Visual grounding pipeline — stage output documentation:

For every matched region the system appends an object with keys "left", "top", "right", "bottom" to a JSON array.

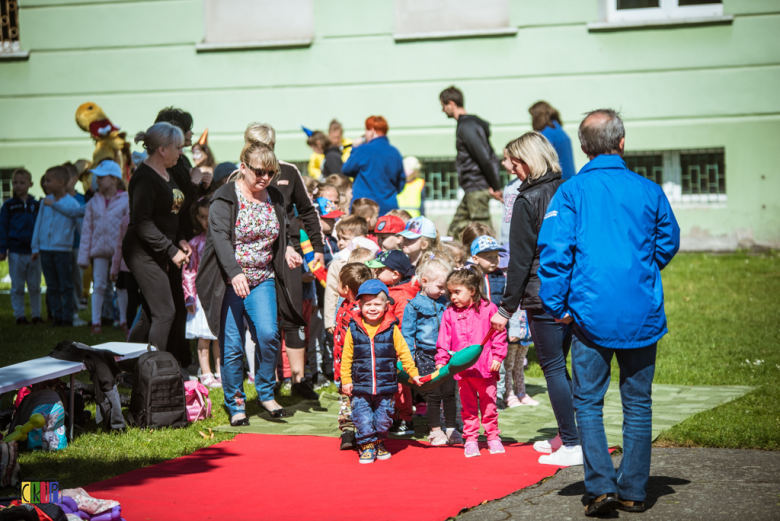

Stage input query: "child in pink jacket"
[
  {"left": 183, "top": 196, "right": 221, "bottom": 389},
  {"left": 435, "top": 264, "right": 507, "bottom": 458},
  {"left": 77, "top": 161, "right": 128, "bottom": 334}
]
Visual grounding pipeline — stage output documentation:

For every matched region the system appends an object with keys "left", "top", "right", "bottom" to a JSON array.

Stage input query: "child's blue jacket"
[
  {"left": 30, "top": 194, "right": 84, "bottom": 253},
  {"left": 401, "top": 292, "right": 447, "bottom": 357},
  {"left": 0, "top": 196, "right": 40, "bottom": 254}
]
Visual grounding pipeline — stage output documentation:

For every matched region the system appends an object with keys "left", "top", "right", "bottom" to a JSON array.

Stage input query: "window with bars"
[
  {"left": 624, "top": 148, "right": 726, "bottom": 204},
  {"left": 1, "top": 0, "right": 20, "bottom": 54},
  {"left": 0, "top": 168, "right": 20, "bottom": 202}
]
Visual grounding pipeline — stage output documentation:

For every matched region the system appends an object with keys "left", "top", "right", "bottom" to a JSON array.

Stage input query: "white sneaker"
[
  {"left": 538, "top": 445, "right": 583, "bottom": 466},
  {"left": 533, "top": 433, "right": 562, "bottom": 454},
  {"left": 73, "top": 316, "right": 88, "bottom": 327}
]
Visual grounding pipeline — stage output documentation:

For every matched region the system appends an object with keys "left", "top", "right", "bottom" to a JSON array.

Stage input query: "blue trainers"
[
  {"left": 375, "top": 441, "right": 391, "bottom": 460},
  {"left": 359, "top": 443, "right": 377, "bottom": 464}
]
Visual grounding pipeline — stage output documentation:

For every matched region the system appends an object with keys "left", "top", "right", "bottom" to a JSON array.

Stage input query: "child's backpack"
[
  {"left": 127, "top": 345, "right": 187, "bottom": 429},
  {"left": 184, "top": 381, "right": 212, "bottom": 422},
  {"left": 9, "top": 389, "right": 67, "bottom": 451}
]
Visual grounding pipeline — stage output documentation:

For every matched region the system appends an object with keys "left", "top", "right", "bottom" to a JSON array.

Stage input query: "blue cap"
[
  {"left": 355, "top": 279, "right": 395, "bottom": 304},
  {"left": 365, "top": 249, "right": 413, "bottom": 277},
  {"left": 316, "top": 197, "right": 345, "bottom": 218},
  {"left": 397, "top": 216, "right": 437, "bottom": 240},
  {"left": 90, "top": 160, "right": 122, "bottom": 179},
  {"left": 470, "top": 235, "right": 506, "bottom": 256}
]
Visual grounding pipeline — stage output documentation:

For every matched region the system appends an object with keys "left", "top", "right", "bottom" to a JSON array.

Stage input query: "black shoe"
[
  {"left": 584, "top": 493, "right": 620, "bottom": 517},
  {"left": 61, "top": 321, "right": 73, "bottom": 327},
  {"left": 15, "top": 317, "right": 29, "bottom": 326},
  {"left": 291, "top": 381, "right": 319, "bottom": 401},
  {"left": 31, "top": 317, "right": 43, "bottom": 325},
  {"left": 259, "top": 401, "right": 287, "bottom": 418},
  {"left": 339, "top": 431, "right": 357, "bottom": 450},
  {"left": 617, "top": 498, "right": 646, "bottom": 513},
  {"left": 230, "top": 416, "right": 250, "bottom": 427},
  {"left": 496, "top": 398, "right": 506, "bottom": 411},
  {"left": 389, "top": 419, "right": 414, "bottom": 436}
]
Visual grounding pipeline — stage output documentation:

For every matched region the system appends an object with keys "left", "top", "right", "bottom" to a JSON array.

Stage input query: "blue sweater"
[
  {"left": 30, "top": 194, "right": 84, "bottom": 253},
  {"left": 538, "top": 154, "right": 680, "bottom": 348},
  {"left": 342, "top": 136, "right": 405, "bottom": 215},
  {"left": 541, "top": 121, "right": 576, "bottom": 181},
  {"left": 0, "top": 196, "right": 40, "bottom": 254}
]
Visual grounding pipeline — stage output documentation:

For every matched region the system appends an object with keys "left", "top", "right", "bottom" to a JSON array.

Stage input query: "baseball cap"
[
  {"left": 470, "top": 235, "right": 506, "bottom": 256},
  {"left": 374, "top": 215, "right": 406, "bottom": 235},
  {"left": 397, "top": 216, "right": 437, "bottom": 240},
  {"left": 365, "top": 249, "right": 413, "bottom": 277},
  {"left": 355, "top": 279, "right": 395, "bottom": 305},
  {"left": 90, "top": 160, "right": 122, "bottom": 179},
  {"left": 316, "top": 197, "right": 345, "bottom": 219},
  {"left": 213, "top": 162, "right": 238, "bottom": 183}
]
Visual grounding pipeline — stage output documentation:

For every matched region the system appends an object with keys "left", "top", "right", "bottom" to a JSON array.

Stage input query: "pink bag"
[{"left": 184, "top": 381, "right": 212, "bottom": 422}]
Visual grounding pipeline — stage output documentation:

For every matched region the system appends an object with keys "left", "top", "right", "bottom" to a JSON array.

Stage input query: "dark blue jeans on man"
[
  {"left": 351, "top": 393, "right": 394, "bottom": 446},
  {"left": 40, "top": 251, "right": 73, "bottom": 323},
  {"left": 571, "top": 326, "right": 657, "bottom": 502},
  {"left": 527, "top": 310, "right": 578, "bottom": 446}
]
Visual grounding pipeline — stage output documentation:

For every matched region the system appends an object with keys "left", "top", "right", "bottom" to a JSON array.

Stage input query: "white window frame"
[{"left": 606, "top": 0, "right": 723, "bottom": 23}]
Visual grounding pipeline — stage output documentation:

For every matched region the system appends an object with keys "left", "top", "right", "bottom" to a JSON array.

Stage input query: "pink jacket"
[
  {"left": 435, "top": 300, "right": 507, "bottom": 380},
  {"left": 78, "top": 191, "right": 128, "bottom": 267},
  {"left": 110, "top": 214, "right": 130, "bottom": 277},
  {"left": 183, "top": 233, "right": 207, "bottom": 306}
]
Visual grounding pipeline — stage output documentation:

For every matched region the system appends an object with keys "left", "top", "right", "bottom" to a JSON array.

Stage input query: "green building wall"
[{"left": 1, "top": 0, "right": 778, "bottom": 249}]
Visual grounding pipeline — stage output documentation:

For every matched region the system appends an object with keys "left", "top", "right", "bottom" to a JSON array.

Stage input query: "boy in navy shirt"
[{"left": 0, "top": 169, "right": 42, "bottom": 325}]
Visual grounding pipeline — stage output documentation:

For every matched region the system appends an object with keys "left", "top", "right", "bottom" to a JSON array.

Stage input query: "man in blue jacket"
[
  {"left": 342, "top": 116, "right": 405, "bottom": 215},
  {"left": 537, "top": 109, "right": 680, "bottom": 517}
]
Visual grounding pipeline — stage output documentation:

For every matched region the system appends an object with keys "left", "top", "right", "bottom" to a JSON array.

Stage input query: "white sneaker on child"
[
  {"left": 533, "top": 433, "right": 562, "bottom": 454},
  {"left": 538, "top": 445, "right": 583, "bottom": 466},
  {"left": 518, "top": 394, "right": 540, "bottom": 406},
  {"left": 428, "top": 430, "right": 448, "bottom": 446},
  {"left": 199, "top": 373, "right": 222, "bottom": 389}
]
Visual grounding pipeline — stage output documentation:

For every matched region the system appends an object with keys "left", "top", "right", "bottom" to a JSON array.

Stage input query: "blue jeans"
[
  {"left": 527, "top": 310, "right": 578, "bottom": 446},
  {"left": 352, "top": 393, "right": 395, "bottom": 445},
  {"left": 571, "top": 327, "right": 657, "bottom": 501},
  {"left": 219, "top": 280, "right": 279, "bottom": 416},
  {"left": 9, "top": 252, "right": 41, "bottom": 319},
  {"left": 40, "top": 251, "right": 73, "bottom": 322}
]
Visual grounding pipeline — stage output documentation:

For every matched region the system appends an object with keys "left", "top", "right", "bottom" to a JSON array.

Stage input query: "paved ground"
[{"left": 455, "top": 448, "right": 780, "bottom": 520}]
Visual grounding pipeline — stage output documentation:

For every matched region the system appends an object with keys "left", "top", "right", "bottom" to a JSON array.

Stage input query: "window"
[
  {"left": 0, "top": 168, "right": 20, "bottom": 202},
  {"left": 1, "top": 0, "right": 20, "bottom": 54},
  {"left": 624, "top": 148, "right": 726, "bottom": 205},
  {"left": 419, "top": 158, "right": 510, "bottom": 202},
  {"left": 394, "top": 0, "right": 516, "bottom": 42},
  {"left": 196, "top": 0, "right": 313, "bottom": 52},
  {"left": 605, "top": 0, "right": 724, "bottom": 23}
]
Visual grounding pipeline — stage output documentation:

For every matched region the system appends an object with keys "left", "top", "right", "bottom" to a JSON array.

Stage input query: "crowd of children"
[{"left": 0, "top": 122, "right": 543, "bottom": 466}]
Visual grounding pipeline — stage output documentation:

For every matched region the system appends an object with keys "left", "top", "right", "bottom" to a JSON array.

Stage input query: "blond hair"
[
  {"left": 506, "top": 131, "right": 561, "bottom": 181},
  {"left": 385, "top": 208, "right": 412, "bottom": 223},
  {"left": 417, "top": 255, "right": 452, "bottom": 282},
  {"left": 229, "top": 141, "right": 280, "bottom": 183},
  {"left": 348, "top": 247, "right": 375, "bottom": 264},
  {"left": 245, "top": 123, "right": 276, "bottom": 150}
]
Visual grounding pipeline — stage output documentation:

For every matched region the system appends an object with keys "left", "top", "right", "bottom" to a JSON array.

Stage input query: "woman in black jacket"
[
  {"left": 489, "top": 132, "right": 583, "bottom": 466},
  {"left": 124, "top": 122, "right": 191, "bottom": 353},
  {"left": 196, "top": 141, "right": 305, "bottom": 426}
]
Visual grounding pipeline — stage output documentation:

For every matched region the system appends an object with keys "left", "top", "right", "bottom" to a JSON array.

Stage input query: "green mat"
[{"left": 213, "top": 378, "right": 752, "bottom": 447}]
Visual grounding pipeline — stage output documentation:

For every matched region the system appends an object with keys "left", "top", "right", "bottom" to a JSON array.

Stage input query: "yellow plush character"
[{"left": 75, "top": 102, "right": 132, "bottom": 182}]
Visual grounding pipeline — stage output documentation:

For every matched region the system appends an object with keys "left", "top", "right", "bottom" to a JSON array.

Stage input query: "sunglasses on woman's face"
[{"left": 243, "top": 163, "right": 274, "bottom": 179}]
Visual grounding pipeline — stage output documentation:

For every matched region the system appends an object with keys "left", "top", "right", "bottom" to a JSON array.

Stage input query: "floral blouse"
[{"left": 233, "top": 183, "right": 279, "bottom": 286}]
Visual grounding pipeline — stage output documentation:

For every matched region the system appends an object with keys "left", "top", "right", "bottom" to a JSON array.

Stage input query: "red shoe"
[{"left": 91, "top": 324, "right": 102, "bottom": 335}]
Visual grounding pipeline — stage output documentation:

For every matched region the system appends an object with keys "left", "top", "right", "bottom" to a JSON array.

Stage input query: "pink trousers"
[{"left": 458, "top": 376, "right": 500, "bottom": 442}]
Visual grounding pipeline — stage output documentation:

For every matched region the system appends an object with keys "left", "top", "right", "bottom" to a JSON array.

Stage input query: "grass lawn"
[{"left": 0, "top": 251, "right": 778, "bottom": 492}]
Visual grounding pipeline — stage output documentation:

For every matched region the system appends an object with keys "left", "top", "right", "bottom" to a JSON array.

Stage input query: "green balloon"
[{"left": 398, "top": 342, "right": 485, "bottom": 392}]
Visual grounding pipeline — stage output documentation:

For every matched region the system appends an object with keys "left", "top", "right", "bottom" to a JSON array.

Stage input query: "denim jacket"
[{"left": 401, "top": 292, "right": 447, "bottom": 359}]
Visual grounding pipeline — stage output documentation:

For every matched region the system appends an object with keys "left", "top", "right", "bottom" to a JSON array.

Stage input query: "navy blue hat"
[
  {"left": 213, "top": 162, "right": 238, "bottom": 183},
  {"left": 355, "top": 279, "right": 395, "bottom": 304},
  {"left": 365, "top": 249, "right": 413, "bottom": 277}
]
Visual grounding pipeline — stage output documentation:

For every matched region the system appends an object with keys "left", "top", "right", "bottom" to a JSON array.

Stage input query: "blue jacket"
[
  {"left": 342, "top": 136, "right": 405, "bottom": 215},
  {"left": 348, "top": 315, "right": 400, "bottom": 395},
  {"left": 537, "top": 154, "right": 680, "bottom": 348},
  {"left": 541, "top": 122, "right": 576, "bottom": 181},
  {"left": 401, "top": 292, "right": 447, "bottom": 358},
  {"left": 30, "top": 194, "right": 85, "bottom": 254},
  {"left": 484, "top": 269, "right": 506, "bottom": 306},
  {"left": 0, "top": 196, "right": 40, "bottom": 254}
]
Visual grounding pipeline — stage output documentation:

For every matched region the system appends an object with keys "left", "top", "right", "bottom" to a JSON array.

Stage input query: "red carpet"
[{"left": 85, "top": 434, "right": 564, "bottom": 521}]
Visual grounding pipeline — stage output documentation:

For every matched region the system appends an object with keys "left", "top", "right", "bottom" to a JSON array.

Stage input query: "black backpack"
[{"left": 127, "top": 345, "right": 187, "bottom": 429}]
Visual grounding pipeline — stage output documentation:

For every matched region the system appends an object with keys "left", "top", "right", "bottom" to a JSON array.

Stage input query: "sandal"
[{"left": 230, "top": 416, "right": 250, "bottom": 427}]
